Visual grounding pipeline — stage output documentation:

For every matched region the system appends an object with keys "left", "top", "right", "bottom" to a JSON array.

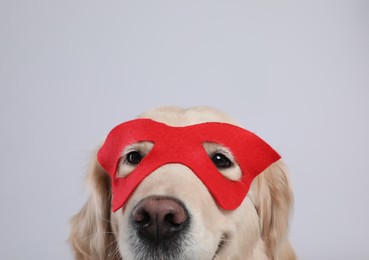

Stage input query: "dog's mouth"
[
  {"left": 127, "top": 227, "right": 228, "bottom": 260},
  {"left": 212, "top": 234, "right": 228, "bottom": 260}
]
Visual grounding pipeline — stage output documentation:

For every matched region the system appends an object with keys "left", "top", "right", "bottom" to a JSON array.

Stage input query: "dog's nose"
[{"left": 131, "top": 196, "right": 189, "bottom": 243}]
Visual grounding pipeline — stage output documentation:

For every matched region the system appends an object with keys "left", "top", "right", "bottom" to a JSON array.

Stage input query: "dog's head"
[{"left": 70, "top": 106, "right": 295, "bottom": 260}]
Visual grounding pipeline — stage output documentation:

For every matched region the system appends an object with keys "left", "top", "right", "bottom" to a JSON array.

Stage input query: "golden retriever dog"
[{"left": 70, "top": 106, "right": 295, "bottom": 260}]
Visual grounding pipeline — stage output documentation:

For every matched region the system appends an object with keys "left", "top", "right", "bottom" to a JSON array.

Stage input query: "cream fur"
[{"left": 70, "top": 106, "right": 296, "bottom": 260}]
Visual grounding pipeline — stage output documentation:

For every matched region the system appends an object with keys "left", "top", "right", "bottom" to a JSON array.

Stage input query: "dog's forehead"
[
  {"left": 107, "top": 118, "right": 221, "bottom": 145},
  {"left": 138, "top": 106, "right": 239, "bottom": 127}
]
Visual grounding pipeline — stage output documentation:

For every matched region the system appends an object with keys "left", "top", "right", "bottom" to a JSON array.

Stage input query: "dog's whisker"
[
  {"left": 98, "top": 215, "right": 119, "bottom": 225},
  {"left": 107, "top": 237, "right": 121, "bottom": 260},
  {"left": 79, "top": 230, "right": 116, "bottom": 241},
  {"left": 112, "top": 246, "right": 122, "bottom": 260}
]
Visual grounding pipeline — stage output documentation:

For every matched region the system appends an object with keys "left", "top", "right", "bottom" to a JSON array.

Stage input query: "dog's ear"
[
  {"left": 69, "top": 155, "right": 118, "bottom": 260},
  {"left": 253, "top": 161, "right": 296, "bottom": 260}
]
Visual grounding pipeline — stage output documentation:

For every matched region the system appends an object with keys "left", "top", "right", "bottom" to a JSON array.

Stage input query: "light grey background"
[{"left": 1, "top": 0, "right": 368, "bottom": 259}]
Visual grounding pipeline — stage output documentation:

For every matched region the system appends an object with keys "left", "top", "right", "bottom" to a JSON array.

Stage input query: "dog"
[{"left": 70, "top": 106, "right": 296, "bottom": 260}]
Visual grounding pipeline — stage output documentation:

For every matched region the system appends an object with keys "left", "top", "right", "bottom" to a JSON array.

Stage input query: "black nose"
[{"left": 131, "top": 196, "right": 189, "bottom": 244}]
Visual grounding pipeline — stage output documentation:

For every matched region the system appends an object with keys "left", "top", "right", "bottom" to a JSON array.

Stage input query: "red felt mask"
[{"left": 97, "top": 119, "right": 280, "bottom": 212}]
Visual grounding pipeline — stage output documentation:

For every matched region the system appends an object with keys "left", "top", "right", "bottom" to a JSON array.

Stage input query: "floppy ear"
[
  {"left": 69, "top": 154, "right": 119, "bottom": 260},
  {"left": 253, "top": 161, "right": 296, "bottom": 260}
]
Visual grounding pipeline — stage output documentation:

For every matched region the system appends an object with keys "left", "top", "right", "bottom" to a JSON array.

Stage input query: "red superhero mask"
[{"left": 97, "top": 119, "right": 281, "bottom": 212}]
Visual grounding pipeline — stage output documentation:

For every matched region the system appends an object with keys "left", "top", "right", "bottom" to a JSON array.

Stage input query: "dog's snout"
[{"left": 131, "top": 196, "right": 189, "bottom": 243}]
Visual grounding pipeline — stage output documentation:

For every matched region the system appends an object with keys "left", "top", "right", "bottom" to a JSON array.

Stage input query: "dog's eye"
[
  {"left": 126, "top": 151, "right": 143, "bottom": 165},
  {"left": 211, "top": 153, "right": 232, "bottom": 169}
]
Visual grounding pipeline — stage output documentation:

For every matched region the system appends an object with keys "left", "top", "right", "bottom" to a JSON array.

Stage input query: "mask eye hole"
[
  {"left": 203, "top": 142, "right": 241, "bottom": 181},
  {"left": 125, "top": 151, "right": 143, "bottom": 165},
  {"left": 116, "top": 141, "right": 154, "bottom": 178},
  {"left": 211, "top": 153, "right": 233, "bottom": 169}
]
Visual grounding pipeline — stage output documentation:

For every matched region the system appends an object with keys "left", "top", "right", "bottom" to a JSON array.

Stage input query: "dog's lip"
[{"left": 212, "top": 234, "right": 227, "bottom": 259}]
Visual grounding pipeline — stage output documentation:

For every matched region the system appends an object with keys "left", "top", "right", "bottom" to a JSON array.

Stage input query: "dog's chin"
[
  {"left": 127, "top": 233, "right": 192, "bottom": 260},
  {"left": 120, "top": 231, "right": 225, "bottom": 260}
]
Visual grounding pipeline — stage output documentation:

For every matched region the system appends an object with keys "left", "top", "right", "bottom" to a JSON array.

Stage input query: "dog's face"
[
  {"left": 70, "top": 106, "right": 295, "bottom": 260},
  {"left": 111, "top": 107, "right": 263, "bottom": 259}
]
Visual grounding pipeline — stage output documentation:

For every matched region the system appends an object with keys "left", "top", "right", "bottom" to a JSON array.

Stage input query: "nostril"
[
  {"left": 132, "top": 209, "right": 151, "bottom": 226},
  {"left": 164, "top": 209, "right": 187, "bottom": 228},
  {"left": 164, "top": 213, "right": 175, "bottom": 225},
  {"left": 164, "top": 213, "right": 181, "bottom": 229}
]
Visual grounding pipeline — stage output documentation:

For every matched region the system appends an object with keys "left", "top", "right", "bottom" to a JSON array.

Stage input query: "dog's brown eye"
[
  {"left": 211, "top": 153, "right": 232, "bottom": 169},
  {"left": 126, "top": 151, "right": 143, "bottom": 165}
]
